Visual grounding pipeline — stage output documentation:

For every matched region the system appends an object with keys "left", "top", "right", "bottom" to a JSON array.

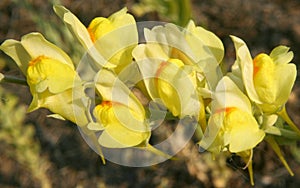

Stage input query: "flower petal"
[
  {"left": 54, "top": 5, "right": 116, "bottom": 69},
  {"left": 28, "top": 88, "right": 88, "bottom": 126},
  {"left": 270, "top": 45, "right": 294, "bottom": 64},
  {"left": 26, "top": 55, "right": 81, "bottom": 94},
  {"left": 274, "top": 63, "right": 297, "bottom": 105},
  {"left": 230, "top": 35, "right": 261, "bottom": 104},
  {"left": 98, "top": 122, "right": 150, "bottom": 148},
  {"left": 227, "top": 109, "right": 265, "bottom": 152},
  {"left": 0, "top": 39, "right": 31, "bottom": 75},
  {"left": 214, "top": 76, "right": 251, "bottom": 113},
  {"left": 21, "top": 32, "right": 74, "bottom": 68},
  {"left": 54, "top": 5, "right": 93, "bottom": 50},
  {"left": 94, "top": 69, "right": 145, "bottom": 116},
  {"left": 185, "top": 20, "right": 224, "bottom": 64}
]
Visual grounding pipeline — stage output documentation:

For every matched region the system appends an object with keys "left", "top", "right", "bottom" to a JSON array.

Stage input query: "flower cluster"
[{"left": 1, "top": 5, "right": 299, "bottom": 185}]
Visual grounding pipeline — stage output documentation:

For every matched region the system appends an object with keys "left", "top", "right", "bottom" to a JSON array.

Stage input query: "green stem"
[
  {"left": 265, "top": 136, "right": 294, "bottom": 176},
  {"left": 277, "top": 106, "right": 300, "bottom": 136},
  {"left": 1, "top": 75, "right": 28, "bottom": 86}
]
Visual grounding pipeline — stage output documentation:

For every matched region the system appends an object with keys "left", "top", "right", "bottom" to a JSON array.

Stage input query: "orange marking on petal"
[
  {"left": 225, "top": 107, "right": 236, "bottom": 114},
  {"left": 87, "top": 28, "right": 96, "bottom": 43},
  {"left": 154, "top": 61, "right": 169, "bottom": 86},
  {"left": 29, "top": 55, "right": 48, "bottom": 66},
  {"left": 215, "top": 107, "right": 237, "bottom": 114},
  {"left": 253, "top": 58, "right": 260, "bottom": 77},
  {"left": 100, "top": 100, "right": 123, "bottom": 108},
  {"left": 100, "top": 101, "right": 114, "bottom": 108}
]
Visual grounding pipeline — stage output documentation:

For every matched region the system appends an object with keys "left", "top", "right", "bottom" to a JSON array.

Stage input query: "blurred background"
[{"left": 1, "top": 0, "right": 300, "bottom": 187}]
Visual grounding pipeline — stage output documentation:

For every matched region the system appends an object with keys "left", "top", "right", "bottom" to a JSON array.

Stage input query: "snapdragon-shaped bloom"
[
  {"left": 230, "top": 36, "right": 296, "bottom": 113},
  {"left": 90, "top": 69, "right": 149, "bottom": 148},
  {"left": 87, "top": 69, "right": 171, "bottom": 160},
  {"left": 253, "top": 52, "right": 295, "bottom": 111},
  {"left": 199, "top": 76, "right": 265, "bottom": 153},
  {"left": 230, "top": 36, "right": 300, "bottom": 137},
  {"left": 228, "top": 36, "right": 298, "bottom": 181},
  {"left": 92, "top": 100, "right": 149, "bottom": 148},
  {"left": 133, "top": 22, "right": 224, "bottom": 128},
  {"left": 133, "top": 42, "right": 204, "bottom": 125},
  {"left": 0, "top": 33, "right": 88, "bottom": 126},
  {"left": 54, "top": 5, "right": 138, "bottom": 73},
  {"left": 199, "top": 76, "right": 265, "bottom": 185},
  {"left": 140, "top": 22, "right": 224, "bottom": 89}
]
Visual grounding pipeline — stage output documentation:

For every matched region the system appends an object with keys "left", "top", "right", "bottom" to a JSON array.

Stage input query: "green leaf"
[{"left": 264, "top": 126, "right": 300, "bottom": 140}]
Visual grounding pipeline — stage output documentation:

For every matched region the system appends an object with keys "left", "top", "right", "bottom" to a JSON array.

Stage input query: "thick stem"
[
  {"left": 277, "top": 106, "right": 300, "bottom": 136},
  {"left": 1, "top": 75, "right": 28, "bottom": 86}
]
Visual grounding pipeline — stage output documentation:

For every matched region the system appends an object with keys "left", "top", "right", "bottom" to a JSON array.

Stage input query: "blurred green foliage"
[
  {"left": 132, "top": 0, "right": 192, "bottom": 27},
  {"left": 0, "top": 87, "right": 51, "bottom": 188}
]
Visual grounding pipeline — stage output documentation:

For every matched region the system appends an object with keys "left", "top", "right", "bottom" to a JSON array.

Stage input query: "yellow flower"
[
  {"left": 139, "top": 22, "right": 224, "bottom": 89},
  {"left": 230, "top": 36, "right": 297, "bottom": 114},
  {"left": 133, "top": 44, "right": 204, "bottom": 121},
  {"left": 199, "top": 76, "right": 265, "bottom": 185},
  {"left": 253, "top": 52, "right": 296, "bottom": 113},
  {"left": 93, "top": 100, "right": 150, "bottom": 148},
  {"left": 141, "top": 21, "right": 224, "bottom": 66},
  {"left": 89, "top": 67, "right": 171, "bottom": 160},
  {"left": 154, "top": 58, "right": 202, "bottom": 118},
  {"left": 207, "top": 107, "right": 264, "bottom": 153},
  {"left": 91, "top": 69, "right": 150, "bottom": 148},
  {"left": 154, "top": 59, "right": 185, "bottom": 117},
  {"left": 184, "top": 20, "right": 224, "bottom": 64},
  {"left": 54, "top": 5, "right": 138, "bottom": 72},
  {"left": 132, "top": 21, "right": 225, "bottom": 127},
  {"left": 133, "top": 23, "right": 219, "bottom": 127},
  {"left": 0, "top": 32, "right": 88, "bottom": 126},
  {"left": 229, "top": 37, "right": 298, "bottom": 182},
  {"left": 27, "top": 55, "right": 78, "bottom": 94},
  {"left": 199, "top": 76, "right": 265, "bottom": 154}
]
